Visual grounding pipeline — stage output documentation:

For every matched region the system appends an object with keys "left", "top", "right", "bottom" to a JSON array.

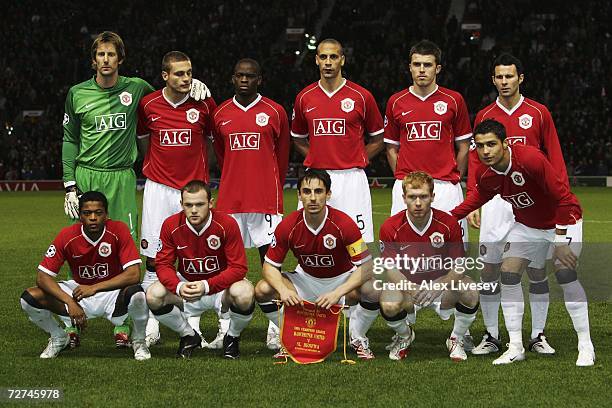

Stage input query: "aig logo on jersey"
[
  {"left": 511, "top": 171, "right": 525, "bottom": 186},
  {"left": 160, "top": 129, "right": 192, "bottom": 146},
  {"left": 506, "top": 136, "right": 526, "bottom": 146},
  {"left": 256, "top": 112, "right": 269, "bottom": 127},
  {"left": 503, "top": 192, "right": 534, "bottom": 209},
  {"left": 433, "top": 101, "right": 447, "bottom": 115},
  {"left": 405, "top": 121, "right": 441, "bottom": 141},
  {"left": 323, "top": 234, "right": 337, "bottom": 249},
  {"left": 95, "top": 113, "right": 126, "bottom": 131},
  {"left": 230, "top": 133, "right": 260, "bottom": 150},
  {"left": 519, "top": 114, "right": 533, "bottom": 129},
  {"left": 183, "top": 257, "right": 220, "bottom": 275},
  {"left": 98, "top": 242, "right": 112, "bottom": 257},
  {"left": 119, "top": 91, "right": 132, "bottom": 106},
  {"left": 79, "top": 263, "right": 109, "bottom": 279},
  {"left": 186, "top": 108, "right": 200, "bottom": 124},
  {"left": 300, "top": 254, "right": 335, "bottom": 267},
  {"left": 313, "top": 118, "right": 345, "bottom": 137},
  {"left": 429, "top": 232, "right": 445, "bottom": 248},
  {"left": 207, "top": 235, "right": 221, "bottom": 250},
  {"left": 341, "top": 98, "right": 355, "bottom": 113}
]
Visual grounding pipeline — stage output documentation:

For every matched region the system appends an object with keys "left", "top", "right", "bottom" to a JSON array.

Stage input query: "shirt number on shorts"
[
  {"left": 356, "top": 214, "right": 365, "bottom": 231},
  {"left": 265, "top": 214, "right": 273, "bottom": 228}
]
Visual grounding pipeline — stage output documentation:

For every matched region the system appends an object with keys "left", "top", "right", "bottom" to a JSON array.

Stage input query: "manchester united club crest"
[
  {"left": 141, "top": 239, "right": 148, "bottom": 249},
  {"left": 433, "top": 101, "right": 448, "bottom": 115},
  {"left": 119, "top": 91, "right": 132, "bottom": 106},
  {"left": 207, "top": 235, "right": 221, "bottom": 250},
  {"left": 511, "top": 171, "right": 525, "bottom": 186},
  {"left": 518, "top": 114, "right": 533, "bottom": 130},
  {"left": 305, "top": 317, "right": 317, "bottom": 328},
  {"left": 379, "top": 240, "right": 385, "bottom": 253},
  {"left": 429, "top": 232, "right": 445, "bottom": 248},
  {"left": 256, "top": 112, "right": 269, "bottom": 127},
  {"left": 480, "top": 244, "right": 487, "bottom": 256},
  {"left": 340, "top": 98, "right": 355, "bottom": 113},
  {"left": 45, "top": 244, "right": 56, "bottom": 258},
  {"left": 186, "top": 108, "right": 200, "bottom": 124},
  {"left": 99, "top": 242, "right": 112, "bottom": 257},
  {"left": 323, "top": 234, "right": 337, "bottom": 249}
]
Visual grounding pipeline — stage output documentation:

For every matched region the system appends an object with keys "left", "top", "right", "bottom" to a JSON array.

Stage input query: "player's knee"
[
  {"left": 230, "top": 280, "right": 255, "bottom": 309},
  {"left": 459, "top": 289, "right": 479, "bottom": 308},
  {"left": 359, "top": 279, "right": 381, "bottom": 303},
  {"left": 380, "top": 301, "right": 403, "bottom": 317},
  {"left": 500, "top": 271, "right": 522, "bottom": 285},
  {"left": 526, "top": 267, "right": 546, "bottom": 282},
  {"left": 480, "top": 263, "right": 500, "bottom": 282},
  {"left": 20, "top": 288, "right": 45, "bottom": 309},
  {"left": 254, "top": 279, "right": 275, "bottom": 302},
  {"left": 125, "top": 285, "right": 146, "bottom": 308},
  {"left": 146, "top": 282, "right": 168, "bottom": 309},
  {"left": 555, "top": 268, "right": 578, "bottom": 285}
]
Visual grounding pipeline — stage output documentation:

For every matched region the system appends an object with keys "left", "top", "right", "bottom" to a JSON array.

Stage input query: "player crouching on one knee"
[
  {"left": 145, "top": 180, "right": 255, "bottom": 359},
  {"left": 254, "top": 169, "right": 374, "bottom": 359},
  {"left": 368, "top": 171, "right": 479, "bottom": 361},
  {"left": 20, "top": 191, "right": 150, "bottom": 360}
]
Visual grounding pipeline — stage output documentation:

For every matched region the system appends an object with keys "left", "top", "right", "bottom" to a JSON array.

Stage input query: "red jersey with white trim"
[
  {"left": 384, "top": 86, "right": 472, "bottom": 182},
  {"left": 291, "top": 80, "right": 384, "bottom": 169},
  {"left": 137, "top": 89, "right": 217, "bottom": 190},
  {"left": 380, "top": 208, "right": 464, "bottom": 284},
  {"left": 452, "top": 145, "right": 582, "bottom": 229},
  {"left": 212, "top": 95, "right": 289, "bottom": 214},
  {"left": 38, "top": 221, "right": 141, "bottom": 285},
  {"left": 156, "top": 210, "right": 247, "bottom": 295},
  {"left": 467, "top": 96, "right": 568, "bottom": 193},
  {"left": 265, "top": 206, "right": 371, "bottom": 278}
]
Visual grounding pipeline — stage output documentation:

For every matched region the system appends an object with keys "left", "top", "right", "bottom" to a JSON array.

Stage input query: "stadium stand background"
[{"left": 1, "top": 0, "right": 609, "bottom": 181}]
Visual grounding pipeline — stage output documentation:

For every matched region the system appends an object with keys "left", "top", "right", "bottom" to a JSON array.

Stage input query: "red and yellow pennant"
[{"left": 279, "top": 301, "right": 346, "bottom": 364}]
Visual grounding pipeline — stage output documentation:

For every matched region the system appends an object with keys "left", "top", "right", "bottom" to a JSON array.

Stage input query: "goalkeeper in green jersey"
[{"left": 61, "top": 31, "right": 211, "bottom": 347}]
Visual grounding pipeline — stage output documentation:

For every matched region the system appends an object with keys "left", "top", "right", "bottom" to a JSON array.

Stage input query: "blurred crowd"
[{"left": 0, "top": 0, "right": 609, "bottom": 180}]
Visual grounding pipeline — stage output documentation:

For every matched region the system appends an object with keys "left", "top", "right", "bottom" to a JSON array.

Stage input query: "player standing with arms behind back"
[
  {"left": 137, "top": 51, "right": 216, "bottom": 347},
  {"left": 212, "top": 58, "right": 289, "bottom": 350}
]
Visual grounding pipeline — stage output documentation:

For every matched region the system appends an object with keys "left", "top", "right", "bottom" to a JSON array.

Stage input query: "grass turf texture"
[{"left": 0, "top": 188, "right": 609, "bottom": 407}]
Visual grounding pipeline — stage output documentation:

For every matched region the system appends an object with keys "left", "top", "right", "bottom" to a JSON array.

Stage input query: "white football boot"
[
  {"left": 492, "top": 343, "right": 526, "bottom": 365},
  {"left": 388, "top": 328, "right": 415, "bottom": 361},
  {"left": 132, "top": 340, "right": 151, "bottom": 361},
  {"left": 528, "top": 333, "right": 555, "bottom": 355},
  {"left": 576, "top": 344, "right": 595, "bottom": 367},
  {"left": 207, "top": 317, "right": 230, "bottom": 349},
  {"left": 40, "top": 334, "right": 70, "bottom": 359},
  {"left": 446, "top": 336, "right": 468, "bottom": 362},
  {"left": 266, "top": 322, "right": 281, "bottom": 350}
]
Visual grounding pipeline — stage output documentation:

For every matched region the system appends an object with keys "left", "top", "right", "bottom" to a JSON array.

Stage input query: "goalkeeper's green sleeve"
[{"left": 62, "top": 140, "right": 79, "bottom": 186}]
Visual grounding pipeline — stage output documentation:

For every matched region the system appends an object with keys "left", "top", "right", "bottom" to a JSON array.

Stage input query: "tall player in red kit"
[
  {"left": 467, "top": 54, "right": 568, "bottom": 356},
  {"left": 452, "top": 120, "right": 594, "bottom": 366},
  {"left": 384, "top": 40, "right": 471, "bottom": 243},
  {"left": 291, "top": 39, "right": 384, "bottom": 244},
  {"left": 212, "top": 58, "right": 289, "bottom": 350},
  {"left": 20, "top": 192, "right": 150, "bottom": 360},
  {"left": 136, "top": 51, "right": 217, "bottom": 347},
  {"left": 254, "top": 170, "right": 373, "bottom": 359},
  {"left": 146, "top": 181, "right": 254, "bottom": 359}
]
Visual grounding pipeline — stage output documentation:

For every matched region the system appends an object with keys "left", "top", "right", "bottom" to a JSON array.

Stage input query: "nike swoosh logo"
[
  {"left": 221, "top": 120, "right": 232, "bottom": 126},
  {"left": 267, "top": 232, "right": 274, "bottom": 236},
  {"left": 306, "top": 107, "right": 316, "bottom": 113},
  {"left": 399, "top": 245, "right": 411, "bottom": 250},
  {"left": 177, "top": 245, "right": 188, "bottom": 249},
  {"left": 72, "top": 255, "right": 83, "bottom": 258},
  {"left": 401, "top": 110, "right": 413, "bottom": 116},
  {"left": 294, "top": 244, "right": 306, "bottom": 248},
  {"left": 84, "top": 103, "right": 97, "bottom": 109},
  {"left": 151, "top": 116, "right": 161, "bottom": 122},
  {"left": 493, "top": 186, "right": 501, "bottom": 191}
]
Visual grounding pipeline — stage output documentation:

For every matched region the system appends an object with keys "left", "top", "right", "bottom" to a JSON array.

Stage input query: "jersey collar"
[
  {"left": 318, "top": 78, "right": 347, "bottom": 98},
  {"left": 495, "top": 95, "right": 524, "bottom": 116},
  {"left": 408, "top": 85, "right": 439, "bottom": 101},
  {"left": 232, "top": 94, "right": 262, "bottom": 112},
  {"left": 186, "top": 211, "right": 213, "bottom": 236},
  {"left": 405, "top": 210, "right": 433, "bottom": 236},
  {"left": 491, "top": 146, "right": 513, "bottom": 175},
  {"left": 81, "top": 225, "right": 107, "bottom": 246},
  {"left": 162, "top": 88, "right": 189, "bottom": 108},
  {"left": 303, "top": 206, "right": 329, "bottom": 235}
]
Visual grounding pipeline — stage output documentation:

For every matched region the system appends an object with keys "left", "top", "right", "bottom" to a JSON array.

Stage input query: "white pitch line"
[{"left": 584, "top": 220, "right": 612, "bottom": 223}]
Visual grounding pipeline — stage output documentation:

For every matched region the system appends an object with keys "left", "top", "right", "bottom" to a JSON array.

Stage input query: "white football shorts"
[
  {"left": 230, "top": 212, "right": 282, "bottom": 248},
  {"left": 298, "top": 168, "right": 373, "bottom": 242},
  {"left": 502, "top": 222, "right": 554, "bottom": 269},
  {"left": 283, "top": 266, "right": 353, "bottom": 303},
  {"left": 391, "top": 178, "right": 468, "bottom": 244},
  {"left": 140, "top": 179, "right": 182, "bottom": 258},
  {"left": 58, "top": 280, "right": 125, "bottom": 326}
]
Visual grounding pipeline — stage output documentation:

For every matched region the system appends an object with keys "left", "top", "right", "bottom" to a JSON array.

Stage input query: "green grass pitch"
[{"left": 0, "top": 188, "right": 609, "bottom": 407}]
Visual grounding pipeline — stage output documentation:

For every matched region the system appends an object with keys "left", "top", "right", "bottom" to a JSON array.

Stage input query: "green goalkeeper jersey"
[{"left": 62, "top": 76, "right": 154, "bottom": 183}]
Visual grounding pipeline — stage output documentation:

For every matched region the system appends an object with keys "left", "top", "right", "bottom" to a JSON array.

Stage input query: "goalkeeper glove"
[
  {"left": 189, "top": 78, "right": 211, "bottom": 101},
  {"left": 64, "top": 186, "right": 81, "bottom": 219}
]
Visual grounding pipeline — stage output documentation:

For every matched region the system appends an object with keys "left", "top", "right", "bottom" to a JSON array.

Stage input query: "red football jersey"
[
  {"left": 38, "top": 221, "right": 141, "bottom": 285},
  {"left": 137, "top": 89, "right": 217, "bottom": 190},
  {"left": 467, "top": 96, "right": 568, "bottom": 193},
  {"left": 379, "top": 208, "right": 465, "bottom": 284},
  {"left": 212, "top": 95, "right": 289, "bottom": 214},
  {"left": 453, "top": 145, "right": 582, "bottom": 229},
  {"left": 384, "top": 86, "right": 472, "bottom": 182},
  {"left": 156, "top": 210, "right": 248, "bottom": 295},
  {"left": 291, "top": 80, "right": 384, "bottom": 169},
  {"left": 265, "top": 206, "right": 371, "bottom": 278}
]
